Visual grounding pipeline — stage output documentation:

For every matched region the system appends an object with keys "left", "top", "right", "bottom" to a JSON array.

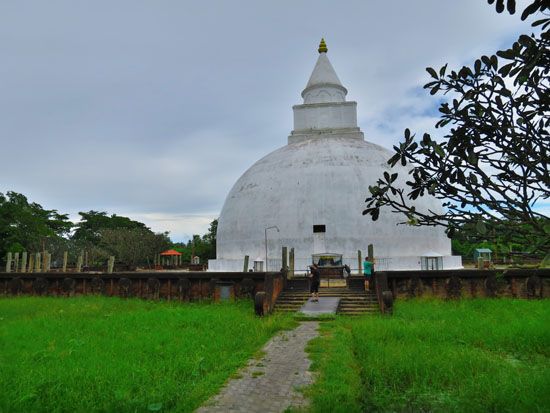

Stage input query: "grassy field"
[
  {"left": 0, "top": 296, "right": 295, "bottom": 413},
  {"left": 307, "top": 299, "right": 550, "bottom": 413}
]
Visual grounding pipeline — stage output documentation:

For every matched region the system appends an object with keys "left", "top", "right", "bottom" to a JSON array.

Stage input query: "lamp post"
[{"left": 264, "top": 225, "right": 280, "bottom": 272}]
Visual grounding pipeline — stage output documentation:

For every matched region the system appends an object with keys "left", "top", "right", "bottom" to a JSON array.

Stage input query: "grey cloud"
[{"left": 0, "top": 0, "right": 532, "bottom": 241}]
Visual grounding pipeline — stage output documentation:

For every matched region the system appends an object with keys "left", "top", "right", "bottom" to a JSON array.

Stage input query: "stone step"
[
  {"left": 276, "top": 300, "right": 310, "bottom": 304},
  {"left": 284, "top": 288, "right": 368, "bottom": 292},
  {"left": 339, "top": 301, "right": 378, "bottom": 305},
  {"left": 276, "top": 304, "right": 307, "bottom": 308},
  {"left": 339, "top": 305, "right": 377, "bottom": 308},
  {"left": 287, "top": 289, "right": 374, "bottom": 293},
  {"left": 339, "top": 301, "right": 376, "bottom": 304},
  {"left": 340, "top": 304, "right": 378, "bottom": 309},
  {"left": 338, "top": 305, "right": 378, "bottom": 310},
  {"left": 276, "top": 297, "right": 376, "bottom": 301},
  {"left": 340, "top": 297, "right": 377, "bottom": 300},
  {"left": 337, "top": 298, "right": 379, "bottom": 315},
  {"left": 276, "top": 300, "right": 307, "bottom": 304},
  {"left": 276, "top": 303, "right": 307, "bottom": 307},
  {"left": 340, "top": 303, "right": 378, "bottom": 308},
  {"left": 277, "top": 297, "right": 376, "bottom": 302},
  {"left": 339, "top": 296, "right": 377, "bottom": 300},
  {"left": 337, "top": 311, "right": 375, "bottom": 316},
  {"left": 320, "top": 290, "right": 361, "bottom": 293},
  {"left": 274, "top": 288, "right": 380, "bottom": 315},
  {"left": 340, "top": 301, "right": 377, "bottom": 304},
  {"left": 276, "top": 295, "right": 311, "bottom": 299},
  {"left": 279, "top": 293, "right": 369, "bottom": 298},
  {"left": 281, "top": 290, "right": 365, "bottom": 293},
  {"left": 280, "top": 298, "right": 368, "bottom": 302},
  {"left": 321, "top": 289, "right": 368, "bottom": 292},
  {"left": 275, "top": 304, "right": 306, "bottom": 308},
  {"left": 276, "top": 296, "right": 309, "bottom": 300}
]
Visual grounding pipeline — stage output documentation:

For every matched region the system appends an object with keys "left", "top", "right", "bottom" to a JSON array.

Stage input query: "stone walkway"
[
  {"left": 300, "top": 297, "right": 340, "bottom": 316},
  {"left": 196, "top": 321, "right": 319, "bottom": 413}
]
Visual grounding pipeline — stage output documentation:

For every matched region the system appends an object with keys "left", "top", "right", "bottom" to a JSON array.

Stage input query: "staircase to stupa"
[{"left": 274, "top": 287, "right": 379, "bottom": 316}]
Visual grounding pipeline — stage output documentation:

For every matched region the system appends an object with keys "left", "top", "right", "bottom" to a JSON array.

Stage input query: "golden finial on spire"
[{"left": 318, "top": 38, "right": 327, "bottom": 53}]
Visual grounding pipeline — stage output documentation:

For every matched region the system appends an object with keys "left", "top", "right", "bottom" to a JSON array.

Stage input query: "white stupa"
[{"left": 209, "top": 39, "right": 462, "bottom": 273}]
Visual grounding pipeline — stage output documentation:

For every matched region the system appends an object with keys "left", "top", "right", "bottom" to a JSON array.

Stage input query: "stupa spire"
[
  {"left": 290, "top": 39, "right": 360, "bottom": 143},
  {"left": 305, "top": 39, "right": 342, "bottom": 90},
  {"left": 302, "top": 38, "right": 347, "bottom": 103},
  {"left": 318, "top": 38, "right": 328, "bottom": 53}
]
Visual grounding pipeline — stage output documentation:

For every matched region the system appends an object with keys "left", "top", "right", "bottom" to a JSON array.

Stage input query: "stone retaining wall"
[
  {"left": 375, "top": 268, "right": 550, "bottom": 314},
  {"left": 0, "top": 271, "right": 278, "bottom": 301}
]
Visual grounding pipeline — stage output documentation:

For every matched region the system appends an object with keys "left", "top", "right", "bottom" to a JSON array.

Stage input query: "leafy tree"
[
  {"left": 0, "top": 191, "right": 72, "bottom": 264},
  {"left": 0, "top": 191, "right": 175, "bottom": 268},
  {"left": 203, "top": 219, "right": 217, "bottom": 258},
  {"left": 99, "top": 228, "right": 171, "bottom": 268},
  {"left": 71, "top": 211, "right": 172, "bottom": 267},
  {"left": 451, "top": 221, "right": 529, "bottom": 261},
  {"left": 173, "top": 219, "right": 218, "bottom": 264},
  {"left": 364, "top": 1, "right": 549, "bottom": 255},
  {"left": 72, "top": 211, "right": 148, "bottom": 244},
  {"left": 73, "top": 243, "right": 110, "bottom": 268}
]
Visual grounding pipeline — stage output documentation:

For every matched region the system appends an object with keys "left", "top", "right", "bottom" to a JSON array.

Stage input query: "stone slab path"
[
  {"left": 196, "top": 321, "right": 319, "bottom": 413},
  {"left": 299, "top": 297, "right": 340, "bottom": 316}
]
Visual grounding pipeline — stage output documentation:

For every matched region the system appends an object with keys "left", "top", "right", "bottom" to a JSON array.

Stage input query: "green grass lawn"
[
  {"left": 0, "top": 296, "right": 296, "bottom": 413},
  {"left": 307, "top": 299, "right": 550, "bottom": 413}
]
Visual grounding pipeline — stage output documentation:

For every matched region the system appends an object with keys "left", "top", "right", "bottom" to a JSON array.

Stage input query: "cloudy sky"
[{"left": 0, "top": 1, "right": 537, "bottom": 241}]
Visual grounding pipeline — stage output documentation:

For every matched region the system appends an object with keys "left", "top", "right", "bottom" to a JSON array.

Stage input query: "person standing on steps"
[
  {"left": 363, "top": 257, "right": 374, "bottom": 291},
  {"left": 309, "top": 263, "right": 320, "bottom": 302}
]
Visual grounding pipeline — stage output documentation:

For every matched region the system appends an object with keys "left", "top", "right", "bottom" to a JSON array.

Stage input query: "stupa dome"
[{"left": 209, "top": 40, "right": 461, "bottom": 272}]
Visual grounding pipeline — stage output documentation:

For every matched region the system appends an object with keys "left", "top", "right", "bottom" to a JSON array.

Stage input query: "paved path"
[
  {"left": 300, "top": 297, "right": 340, "bottom": 316},
  {"left": 196, "top": 321, "right": 319, "bottom": 413}
]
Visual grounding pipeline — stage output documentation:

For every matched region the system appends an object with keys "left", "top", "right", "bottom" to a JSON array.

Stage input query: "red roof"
[{"left": 160, "top": 249, "right": 182, "bottom": 256}]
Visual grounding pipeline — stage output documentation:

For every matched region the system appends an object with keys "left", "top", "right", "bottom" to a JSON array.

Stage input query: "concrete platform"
[{"left": 299, "top": 297, "right": 341, "bottom": 316}]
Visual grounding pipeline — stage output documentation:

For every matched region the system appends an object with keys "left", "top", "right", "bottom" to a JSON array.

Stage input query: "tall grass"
[
  {"left": 307, "top": 299, "right": 550, "bottom": 413},
  {"left": 0, "top": 296, "right": 295, "bottom": 412}
]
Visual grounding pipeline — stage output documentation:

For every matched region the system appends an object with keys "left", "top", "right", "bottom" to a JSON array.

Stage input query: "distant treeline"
[
  {"left": 3, "top": 190, "right": 540, "bottom": 269},
  {"left": 451, "top": 221, "right": 547, "bottom": 263},
  {"left": 0, "top": 191, "right": 217, "bottom": 269}
]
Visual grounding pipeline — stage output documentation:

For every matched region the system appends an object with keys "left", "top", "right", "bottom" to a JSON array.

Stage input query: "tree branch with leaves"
[{"left": 364, "top": 1, "right": 549, "bottom": 254}]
